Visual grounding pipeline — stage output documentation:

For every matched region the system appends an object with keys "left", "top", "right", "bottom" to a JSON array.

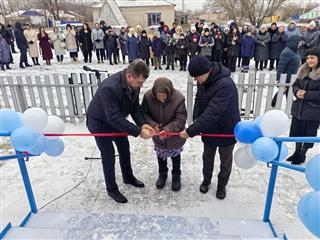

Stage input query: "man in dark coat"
[
  {"left": 269, "top": 25, "right": 287, "bottom": 70},
  {"left": 104, "top": 27, "right": 118, "bottom": 65},
  {"left": 271, "top": 35, "right": 301, "bottom": 107},
  {"left": 86, "top": 60, "right": 154, "bottom": 203},
  {"left": 180, "top": 56, "right": 241, "bottom": 200},
  {"left": 6, "top": 24, "right": 17, "bottom": 53},
  {"left": 139, "top": 30, "right": 151, "bottom": 66},
  {"left": 14, "top": 22, "right": 31, "bottom": 68}
]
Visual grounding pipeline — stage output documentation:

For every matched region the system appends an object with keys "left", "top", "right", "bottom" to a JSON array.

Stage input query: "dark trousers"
[
  {"left": 212, "top": 49, "right": 223, "bottom": 63},
  {"left": 19, "top": 50, "right": 28, "bottom": 66},
  {"left": 270, "top": 59, "right": 279, "bottom": 69},
  {"left": 237, "top": 56, "right": 242, "bottom": 67},
  {"left": 255, "top": 61, "right": 264, "bottom": 70},
  {"left": 107, "top": 48, "right": 117, "bottom": 64},
  {"left": 242, "top": 57, "right": 250, "bottom": 69},
  {"left": 56, "top": 55, "right": 64, "bottom": 62},
  {"left": 202, "top": 144, "right": 235, "bottom": 187},
  {"left": 70, "top": 52, "right": 78, "bottom": 61},
  {"left": 290, "top": 116, "right": 320, "bottom": 149},
  {"left": 166, "top": 55, "right": 174, "bottom": 69},
  {"left": 179, "top": 54, "right": 187, "bottom": 67},
  {"left": 96, "top": 49, "right": 104, "bottom": 61},
  {"left": 82, "top": 50, "right": 92, "bottom": 63},
  {"left": 10, "top": 41, "right": 17, "bottom": 53},
  {"left": 271, "top": 87, "right": 289, "bottom": 107},
  {"left": 227, "top": 56, "right": 237, "bottom": 72},
  {"left": 94, "top": 135, "right": 134, "bottom": 191},
  {"left": 142, "top": 57, "right": 150, "bottom": 66},
  {"left": 158, "top": 155, "right": 181, "bottom": 176}
]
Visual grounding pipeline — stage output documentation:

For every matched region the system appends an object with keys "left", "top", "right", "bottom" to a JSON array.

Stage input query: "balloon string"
[{"left": 44, "top": 133, "right": 235, "bottom": 138}]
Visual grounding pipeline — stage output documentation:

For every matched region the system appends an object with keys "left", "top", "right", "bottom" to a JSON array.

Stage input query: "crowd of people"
[{"left": 0, "top": 19, "right": 319, "bottom": 73}]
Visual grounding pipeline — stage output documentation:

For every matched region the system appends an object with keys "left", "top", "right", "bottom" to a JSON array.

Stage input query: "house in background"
[{"left": 91, "top": 0, "right": 175, "bottom": 28}]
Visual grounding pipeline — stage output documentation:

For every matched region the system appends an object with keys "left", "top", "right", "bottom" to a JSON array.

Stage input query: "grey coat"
[
  {"left": 254, "top": 31, "right": 271, "bottom": 61},
  {"left": 300, "top": 29, "right": 320, "bottom": 60},
  {"left": 269, "top": 31, "right": 287, "bottom": 60},
  {"left": 118, "top": 32, "right": 128, "bottom": 56},
  {"left": 50, "top": 32, "right": 65, "bottom": 56},
  {"left": 91, "top": 28, "right": 104, "bottom": 50}
]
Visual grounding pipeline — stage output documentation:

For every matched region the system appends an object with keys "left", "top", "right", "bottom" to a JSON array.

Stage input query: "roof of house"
[{"left": 92, "top": 0, "right": 174, "bottom": 8}]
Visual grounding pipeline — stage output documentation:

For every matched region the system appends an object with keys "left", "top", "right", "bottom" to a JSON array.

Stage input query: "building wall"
[
  {"left": 0, "top": 15, "right": 5, "bottom": 24},
  {"left": 120, "top": 5, "right": 175, "bottom": 29}
]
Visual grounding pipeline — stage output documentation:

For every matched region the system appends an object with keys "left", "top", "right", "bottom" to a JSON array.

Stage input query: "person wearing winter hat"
[
  {"left": 142, "top": 78, "right": 187, "bottom": 191},
  {"left": 175, "top": 33, "right": 189, "bottom": 71},
  {"left": 199, "top": 28, "right": 215, "bottom": 61},
  {"left": 287, "top": 47, "right": 320, "bottom": 165},
  {"left": 300, "top": 21, "right": 320, "bottom": 64},
  {"left": 180, "top": 55, "right": 240, "bottom": 200}
]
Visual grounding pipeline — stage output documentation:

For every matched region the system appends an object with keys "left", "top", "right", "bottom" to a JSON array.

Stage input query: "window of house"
[{"left": 148, "top": 13, "right": 161, "bottom": 26}]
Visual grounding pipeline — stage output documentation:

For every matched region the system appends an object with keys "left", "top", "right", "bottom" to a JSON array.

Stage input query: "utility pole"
[{"left": 182, "top": 0, "right": 185, "bottom": 12}]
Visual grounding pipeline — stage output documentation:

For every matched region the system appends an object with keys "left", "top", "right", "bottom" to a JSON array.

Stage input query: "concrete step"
[{"left": 3, "top": 212, "right": 277, "bottom": 239}]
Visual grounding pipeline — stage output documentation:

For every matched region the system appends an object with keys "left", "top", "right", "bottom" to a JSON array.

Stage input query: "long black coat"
[
  {"left": 139, "top": 36, "right": 151, "bottom": 59},
  {"left": 291, "top": 63, "right": 320, "bottom": 121},
  {"left": 226, "top": 33, "right": 241, "bottom": 57},
  {"left": 269, "top": 31, "right": 287, "bottom": 60},
  {"left": 104, "top": 33, "right": 117, "bottom": 51},
  {"left": 86, "top": 70, "right": 146, "bottom": 137},
  {"left": 186, "top": 63, "right": 241, "bottom": 147},
  {"left": 79, "top": 29, "right": 93, "bottom": 52},
  {"left": 14, "top": 22, "right": 28, "bottom": 51}
]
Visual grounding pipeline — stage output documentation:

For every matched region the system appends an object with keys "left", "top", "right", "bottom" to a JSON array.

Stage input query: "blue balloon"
[
  {"left": 278, "top": 143, "right": 288, "bottom": 161},
  {"left": 0, "top": 109, "right": 22, "bottom": 133},
  {"left": 252, "top": 137, "right": 279, "bottom": 162},
  {"left": 305, "top": 154, "right": 320, "bottom": 191},
  {"left": 254, "top": 116, "right": 262, "bottom": 127},
  {"left": 234, "top": 121, "right": 263, "bottom": 144},
  {"left": 28, "top": 134, "right": 47, "bottom": 155},
  {"left": 298, "top": 191, "right": 320, "bottom": 238},
  {"left": 10, "top": 127, "right": 37, "bottom": 151},
  {"left": 45, "top": 138, "right": 65, "bottom": 157}
]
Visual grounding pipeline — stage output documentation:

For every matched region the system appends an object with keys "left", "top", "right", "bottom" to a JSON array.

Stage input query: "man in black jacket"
[
  {"left": 87, "top": 60, "right": 154, "bottom": 203},
  {"left": 180, "top": 56, "right": 240, "bottom": 200}
]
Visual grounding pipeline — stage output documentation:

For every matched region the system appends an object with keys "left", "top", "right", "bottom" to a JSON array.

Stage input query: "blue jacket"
[
  {"left": 14, "top": 22, "right": 28, "bottom": 51},
  {"left": 276, "top": 35, "right": 301, "bottom": 83},
  {"left": 186, "top": 63, "right": 241, "bottom": 147},
  {"left": 86, "top": 70, "right": 146, "bottom": 137},
  {"left": 241, "top": 35, "right": 255, "bottom": 57},
  {"left": 0, "top": 38, "right": 11, "bottom": 63},
  {"left": 127, "top": 35, "right": 140, "bottom": 61},
  {"left": 151, "top": 37, "right": 163, "bottom": 57}
]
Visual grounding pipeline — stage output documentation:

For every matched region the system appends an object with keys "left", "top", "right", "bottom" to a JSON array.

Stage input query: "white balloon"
[
  {"left": 22, "top": 108, "right": 48, "bottom": 133},
  {"left": 260, "top": 110, "right": 289, "bottom": 137},
  {"left": 42, "top": 116, "right": 65, "bottom": 138},
  {"left": 234, "top": 146, "right": 257, "bottom": 169}
]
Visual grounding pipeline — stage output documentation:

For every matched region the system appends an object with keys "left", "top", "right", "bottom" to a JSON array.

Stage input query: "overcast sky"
[{"left": 172, "top": 0, "right": 320, "bottom": 11}]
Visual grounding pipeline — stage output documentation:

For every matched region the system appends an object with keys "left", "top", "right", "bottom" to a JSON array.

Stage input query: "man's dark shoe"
[
  {"left": 199, "top": 180, "right": 211, "bottom": 193},
  {"left": 216, "top": 185, "right": 226, "bottom": 200},
  {"left": 123, "top": 176, "right": 145, "bottom": 188},
  {"left": 108, "top": 190, "right": 128, "bottom": 203},
  {"left": 156, "top": 173, "right": 167, "bottom": 189}
]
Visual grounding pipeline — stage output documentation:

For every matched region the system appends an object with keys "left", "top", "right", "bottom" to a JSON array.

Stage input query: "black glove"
[
  {"left": 95, "top": 39, "right": 101, "bottom": 42},
  {"left": 29, "top": 41, "right": 34, "bottom": 44}
]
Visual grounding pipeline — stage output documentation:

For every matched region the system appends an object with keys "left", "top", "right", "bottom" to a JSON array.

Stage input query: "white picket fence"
[
  {"left": 0, "top": 72, "right": 295, "bottom": 124},
  {"left": 186, "top": 72, "right": 295, "bottom": 125}
]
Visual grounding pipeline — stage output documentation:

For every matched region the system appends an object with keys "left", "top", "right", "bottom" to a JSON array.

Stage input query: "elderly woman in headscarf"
[{"left": 142, "top": 78, "right": 187, "bottom": 192}]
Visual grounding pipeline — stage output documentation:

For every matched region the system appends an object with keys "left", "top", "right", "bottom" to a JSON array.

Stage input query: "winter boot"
[
  {"left": 200, "top": 180, "right": 211, "bottom": 193},
  {"left": 172, "top": 175, "right": 181, "bottom": 192},
  {"left": 156, "top": 173, "right": 167, "bottom": 189}
]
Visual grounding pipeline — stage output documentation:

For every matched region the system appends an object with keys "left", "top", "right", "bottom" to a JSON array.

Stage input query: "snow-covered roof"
[
  {"left": 115, "top": 0, "right": 174, "bottom": 7},
  {"left": 91, "top": 2, "right": 104, "bottom": 8}
]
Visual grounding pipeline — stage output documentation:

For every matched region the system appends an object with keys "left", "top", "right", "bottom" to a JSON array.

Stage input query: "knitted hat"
[
  {"left": 188, "top": 56, "right": 212, "bottom": 77},
  {"left": 307, "top": 47, "right": 320, "bottom": 59}
]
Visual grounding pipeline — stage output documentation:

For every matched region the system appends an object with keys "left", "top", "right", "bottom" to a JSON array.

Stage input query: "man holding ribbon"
[
  {"left": 87, "top": 59, "right": 154, "bottom": 203},
  {"left": 180, "top": 55, "right": 240, "bottom": 200}
]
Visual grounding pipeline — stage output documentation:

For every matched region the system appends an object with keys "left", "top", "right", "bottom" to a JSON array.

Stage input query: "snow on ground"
[{"left": 1, "top": 53, "right": 319, "bottom": 239}]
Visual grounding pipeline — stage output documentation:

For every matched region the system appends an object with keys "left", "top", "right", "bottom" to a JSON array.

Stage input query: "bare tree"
[{"left": 207, "top": 0, "right": 287, "bottom": 26}]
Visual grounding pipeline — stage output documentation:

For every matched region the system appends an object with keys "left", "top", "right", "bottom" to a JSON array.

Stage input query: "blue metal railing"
[{"left": 262, "top": 136, "right": 320, "bottom": 237}]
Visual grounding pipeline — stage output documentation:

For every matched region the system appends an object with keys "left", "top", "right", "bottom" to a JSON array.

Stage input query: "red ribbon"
[{"left": 45, "top": 133, "right": 235, "bottom": 138}]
